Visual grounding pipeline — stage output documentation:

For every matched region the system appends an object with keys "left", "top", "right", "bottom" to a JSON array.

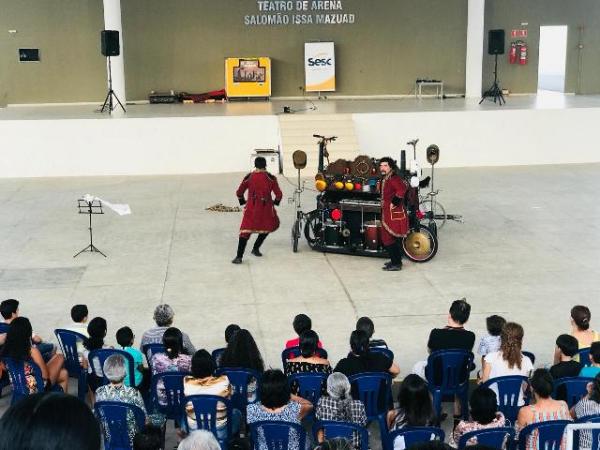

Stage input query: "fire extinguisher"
[
  {"left": 509, "top": 42, "right": 518, "bottom": 64},
  {"left": 519, "top": 42, "right": 528, "bottom": 65}
]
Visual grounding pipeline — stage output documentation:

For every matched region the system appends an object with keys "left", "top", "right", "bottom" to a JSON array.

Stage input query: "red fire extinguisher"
[
  {"left": 509, "top": 42, "right": 518, "bottom": 64},
  {"left": 519, "top": 42, "right": 528, "bottom": 65}
]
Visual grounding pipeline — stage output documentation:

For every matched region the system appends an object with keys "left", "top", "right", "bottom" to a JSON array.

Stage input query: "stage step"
[{"left": 279, "top": 114, "right": 360, "bottom": 178}]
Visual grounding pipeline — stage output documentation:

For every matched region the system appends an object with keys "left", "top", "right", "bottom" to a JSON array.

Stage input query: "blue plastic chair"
[
  {"left": 349, "top": 372, "right": 392, "bottom": 421},
  {"left": 183, "top": 394, "right": 234, "bottom": 447},
  {"left": 95, "top": 400, "right": 146, "bottom": 450},
  {"left": 313, "top": 420, "right": 369, "bottom": 450},
  {"left": 577, "top": 347, "right": 592, "bottom": 367},
  {"left": 151, "top": 371, "right": 190, "bottom": 424},
  {"left": 216, "top": 367, "right": 261, "bottom": 412},
  {"left": 88, "top": 348, "right": 136, "bottom": 387},
  {"left": 457, "top": 427, "right": 515, "bottom": 449},
  {"left": 425, "top": 349, "right": 474, "bottom": 420},
  {"left": 517, "top": 420, "right": 571, "bottom": 450},
  {"left": 212, "top": 347, "right": 226, "bottom": 365},
  {"left": 522, "top": 351, "right": 536, "bottom": 365},
  {"left": 553, "top": 377, "right": 595, "bottom": 408},
  {"left": 54, "top": 328, "right": 88, "bottom": 401},
  {"left": 288, "top": 372, "right": 328, "bottom": 404},
  {"left": 574, "top": 415, "right": 600, "bottom": 450},
  {"left": 249, "top": 420, "right": 307, "bottom": 450},
  {"left": 577, "top": 415, "right": 600, "bottom": 423},
  {"left": 2, "top": 356, "right": 46, "bottom": 405},
  {"left": 142, "top": 343, "right": 166, "bottom": 365},
  {"left": 370, "top": 347, "right": 395, "bottom": 362},
  {"left": 482, "top": 375, "right": 530, "bottom": 425},
  {"left": 387, "top": 427, "right": 445, "bottom": 450},
  {"left": 281, "top": 346, "right": 328, "bottom": 367}
]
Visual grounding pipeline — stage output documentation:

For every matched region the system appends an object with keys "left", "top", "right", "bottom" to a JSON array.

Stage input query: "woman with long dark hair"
[
  {"left": 220, "top": 328, "right": 264, "bottom": 373},
  {"left": 150, "top": 327, "right": 192, "bottom": 405},
  {"left": 387, "top": 374, "right": 436, "bottom": 432},
  {"left": 2, "top": 317, "right": 68, "bottom": 393},
  {"left": 285, "top": 330, "right": 331, "bottom": 376},
  {"left": 334, "top": 330, "right": 400, "bottom": 377},
  {"left": 82, "top": 317, "right": 108, "bottom": 393}
]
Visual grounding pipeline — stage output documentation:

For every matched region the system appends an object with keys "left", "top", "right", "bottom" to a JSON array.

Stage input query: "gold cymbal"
[{"left": 404, "top": 231, "right": 432, "bottom": 256}]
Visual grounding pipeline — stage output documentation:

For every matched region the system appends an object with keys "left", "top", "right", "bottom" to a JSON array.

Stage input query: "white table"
[{"left": 415, "top": 81, "right": 444, "bottom": 99}]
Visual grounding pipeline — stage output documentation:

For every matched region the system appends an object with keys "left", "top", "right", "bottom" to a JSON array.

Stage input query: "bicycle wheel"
[
  {"left": 303, "top": 209, "right": 322, "bottom": 249},
  {"left": 420, "top": 198, "right": 447, "bottom": 229},
  {"left": 402, "top": 224, "right": 438, "bottom": 263},
  {"left": 291, "top": 217, "right": 301, "bottom": 253}
]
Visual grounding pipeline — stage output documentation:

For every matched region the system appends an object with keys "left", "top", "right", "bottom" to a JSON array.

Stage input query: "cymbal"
[{"left": 404, "top": 231, "right": 432, "bottom": 256}]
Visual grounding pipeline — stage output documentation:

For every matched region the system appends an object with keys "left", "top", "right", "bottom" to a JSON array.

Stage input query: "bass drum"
[{"left": 402, "top": 225, "right": 438, "bottom": 263}]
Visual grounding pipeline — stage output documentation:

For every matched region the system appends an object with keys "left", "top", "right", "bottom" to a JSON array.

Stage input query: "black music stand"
[{"left": 74, "top": 199, "right": 107, "bottom": 258}]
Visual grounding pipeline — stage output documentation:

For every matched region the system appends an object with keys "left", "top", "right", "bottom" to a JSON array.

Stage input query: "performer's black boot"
[
  {"left": 251, "top": 233, "right": 268, "bottom": 257},
  {"left": 383, "top": 243, "right": 402, "bottom": 271},
  {"left": 232, "top": 237, "right": 248, "bottom": 264}
]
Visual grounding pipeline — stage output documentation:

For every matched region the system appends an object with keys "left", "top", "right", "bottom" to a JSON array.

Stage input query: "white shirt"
[{"left": 484, "top": 351, "right": 533, "bottom": 405}]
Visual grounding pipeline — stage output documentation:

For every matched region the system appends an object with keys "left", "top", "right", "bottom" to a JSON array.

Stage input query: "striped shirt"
[{"left": 573, "top": 397, "right": 600, "bottom": 449}]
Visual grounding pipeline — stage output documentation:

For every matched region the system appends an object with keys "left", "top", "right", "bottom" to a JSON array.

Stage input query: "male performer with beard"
[
  {"left": 232, "top": 157, "right": 283, "bottom": 264},
  {"left": 379, "top": 157, "right": 409, "bottom": 271}
]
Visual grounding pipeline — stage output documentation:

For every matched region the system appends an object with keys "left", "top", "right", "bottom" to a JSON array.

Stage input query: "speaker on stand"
[
  {"left": 100, "top": 30, "right": 126, "bottom": 114},
  {"left": 479, "top": 29, "right": 506, "bottom": 105}
]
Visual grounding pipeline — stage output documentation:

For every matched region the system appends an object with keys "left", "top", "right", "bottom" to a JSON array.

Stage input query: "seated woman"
[
  {"left": 516, "top": 369, "right": 572, "bottom": 450},
  {"left": 569, "top": 305, "right": 600, "bottom": 358},
  {"left": 82, "top": 317, "right": 110, "bottom": 396},
  {"left": 95, "top": 354, "right": 147, "bottom": 444},
  {"left": 334, "top": 330, "right": 400, "bottom": 378},
  {"left": 183, "top": 350, "right": 240, "bottom": 439},
  {"left": 285, "top": 330, "right": 331, "bottom": 376},
  {"left": 387, "top": 375, "right": 436, "bottom": 440},
  {"left": 449, "top": 386, "right": 505, "bottom": 447},
  {"left": 1, "top": 317, "right": 68, "bottom": 393},
  {"left": 247, "top": 369, "right": 313, "bottom": 450},
  {"left": 151, "top": 327, "right": 192, "bottom": 405},
  {"left": 315, "top": 373, "right": 367, "bottom": 449},
  {"left": 571, "top": 374, "right": 600, "bottom": 449},
  {"left": 219, "top": 329, "right": 264, "bottom": 402}
]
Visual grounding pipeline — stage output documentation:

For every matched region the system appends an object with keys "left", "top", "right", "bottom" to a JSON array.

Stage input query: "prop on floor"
[{"left": 205, "top": 203, "right": 242, "bottom": 212}]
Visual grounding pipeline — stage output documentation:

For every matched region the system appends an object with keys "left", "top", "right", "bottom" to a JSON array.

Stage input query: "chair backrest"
[
  {"left": 216, "top": 367, "right": 261, "bottom": 410},
  {"left": 577, "top": 415, "right": 600, "bottom": 424},
  {"left": 250, "top": 420, "right": 307, "bottom": 450},
  {"left": 211, "top": 347, "right": 226, "bottom": 364},
  {"left": 457, "top": 427, "right": 515, "bottom": 450},
  {"left": 141, "top": 343, "right": 166, "bottom": 364},
  {"left": 553, "top": 377, "right": 595, "bottom": 408},
  {"left": 88, "top": 348, "right": 135, "bottom": 387},
  {"left": 313, "top": 420, "right": 369, "bottom": 450},
  {"left": 387, "top": 426, "right": 445, "bottom": 450},
  {"left": 517, "top": 420, "right": 571, "bottom": 450},
  {"left": 522, "top": 351, "right": 536, "bottom": 365},
  {"left": 95, "top": 401, "right": 146, "bottom": 450},
  {"left": 151, "top": 371, "right": 189, "bottom": 420},
  {"left": 281, "top": 346, "right": 328, "bottom": 367},
  {"left": 288, "top": 372, "right": 328, "bottom": 406},
  {"left": 481, "top": 376, "right": 530, "bottom": 425},
  {"left": 348, "top": 372, "right": 392, "bottom": 420},
  {"left": 577, "top": 347, "right": 592, "bottom": 367},
  {"left": 1, "top": 356, "right": 45, "bottom": 405},
  {"left": 183, "top": 394, "right": 233, "bottom": 443},
  {"left": 566, "top": 422, "right": 600, "bottom": 450},
  {"left": 425, "top": 350, "right": 474, "bottom": 393},
  {"left": 369, "top": 347, "right": 394, "bottom": 362},
  {"left": 54, "top": 329, "right": 86, "bottom": 375}
]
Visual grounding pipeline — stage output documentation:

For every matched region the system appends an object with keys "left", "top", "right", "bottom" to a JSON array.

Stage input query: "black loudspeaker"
[
  {"left": 488, "top": 29, "right": 505, "bottom": 55},
  {"left": 101, "top": 30, "right": 120, "bottom": 57}
]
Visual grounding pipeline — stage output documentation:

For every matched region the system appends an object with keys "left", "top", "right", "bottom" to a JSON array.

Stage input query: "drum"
[
  {"left": 324, "top": 222, "right": 343, "bottom": 246},
  {"left": 364, "top": 220, "right": 382, "bottom": 251}
]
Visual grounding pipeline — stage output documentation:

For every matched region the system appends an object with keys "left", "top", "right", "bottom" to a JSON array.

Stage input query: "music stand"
[{"left": 73, "top": 199, "right": 107, "bottom": 258}]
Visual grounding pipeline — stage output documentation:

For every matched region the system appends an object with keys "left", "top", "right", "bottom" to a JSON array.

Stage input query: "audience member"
[
  {"left": 477, "top": 315, "right": 506, "bottom": 366},
  {"left": 225, "top": 324, "right": 241, "bottom": 344},
  {"left": 83, "top": 316, "right": 109, "bottom": 393},
  {"left": 0, "top": 392, "right": 101, "bottom": 450},
  {"left": 177, "top": 430, "right": 221, "bottom": 450},
  {"left": 220, "top": 329, "right": 264, "bottom": 401},
  {"left": 141, "top": 304, "right": 196, "bottom": 355},
  {"left": 285, "top": 313, "right": 323, "bottom": 349},
  {"left": 428, "top": 299, "right": 476, "bottom": 352},
  {"left": 116, "top": 326, "right": 146, "bottom": 389},
  {"left": 580, "top": 342, "right": 600, "bottom": 377},
  {"left": 387, "top": 374, "right": 436, "bottom": 437},
  {"left": 334, "top": 330, "right": 400, "bottom": 377},
  {"left": 571, "top": 374, "right": 600, "bottom": 449},
  {"left": 315, "top": 372, "right": 367, "bottom": 449},
  {"left": 1, "top": 317, "right": 68, "bottom": 393},
  {"left": 449, "top": 386, "right": 505, "bottom": 447},
  {"left": 65, "top": 304, "right": 89, "bottom": 336},
  {"left": 151, "top": 327, "right": 192, "bottom": 405},
  {"left": 570, "top": 305, "right": 599, "bottom": 350},
  {"left": 183, "top": 349, "right": 240, "bottom": 438},
  {"left": 516, "top": 369, "right": 572, "bottom": 450},
  {"left": 481, "top": 322, "right": 533, "bottom": 381},
  {"left": 95, "top": 354, "right": 147, "bottom": 443},
  {"left": 247, "top": 369, "right": 312, "bottom": 450},
  {"left": 550, "top": 334, "right": 582, "bottom": 379},
  {"left": 285, "top": 330, "right": 331, "bottom": 376},
  {"left": 133, "top": 426, "right": 163, "bottom": 450},
  {"left": 356, "top": 316, "right": 388, "bottom": 348}
]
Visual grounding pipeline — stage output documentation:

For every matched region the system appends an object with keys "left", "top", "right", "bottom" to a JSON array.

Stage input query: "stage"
[{"left": 2, "top": 94, "right": 600, "bottom": 178}]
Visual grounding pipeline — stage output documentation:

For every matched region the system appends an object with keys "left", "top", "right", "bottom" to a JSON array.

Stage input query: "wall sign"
[
  {"left": 244, "top": 1, "right": 356, "bottom": 26},
  {"left": 511, "top": 29, "right": 528, "bottom": 38},
  {"left": 225, "top": 57, "right": 272, "bottom": 98},
  {"left": 305, "top": 42, "right": 335, "bottom": 92}
]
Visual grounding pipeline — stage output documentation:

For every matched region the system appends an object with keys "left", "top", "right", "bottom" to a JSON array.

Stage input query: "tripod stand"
[
  {"left": 73, "top": 199, "right": 107, "bottom": 258},
  {"left": 479, "top": 54, "right": 505, "bottom": 105},
  {"left": 100, "top": 56, "right": 126, "bottom": 114}
]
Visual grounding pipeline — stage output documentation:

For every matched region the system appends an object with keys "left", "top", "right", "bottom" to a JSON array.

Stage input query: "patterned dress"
[
  {"left": 284, "top": 360, "right": 332, "bottom": 395},
  {"left": 515, "top": 402, "right": 572, "bottom": 450},
  {"left": 96, "top": 384, "right": 146, "bottom": 444},
  {"left": 450, "top": 412, "right": 506, "bottom": 448},
  {"left": 247, "top": 401, "right": 302, "bottom": 450},
  {"left": 151, "top": 353, "right": 192, "bottom": 405}
]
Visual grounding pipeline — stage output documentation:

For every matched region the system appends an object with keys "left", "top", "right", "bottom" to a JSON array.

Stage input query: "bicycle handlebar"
[
  {"left": 313, "top": 134, "right": 337, "bottom": 141},
  {"left": 407, "top": 138, "right": 419, "bottom": 146}
]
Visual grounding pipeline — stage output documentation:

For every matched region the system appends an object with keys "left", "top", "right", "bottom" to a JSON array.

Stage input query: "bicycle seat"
[{"left": 407, "top": 138, "right": 419, "bottom": 146}]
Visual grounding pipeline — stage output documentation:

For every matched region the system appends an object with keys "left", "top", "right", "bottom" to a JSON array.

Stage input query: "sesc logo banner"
[{"left": 304, "top": 42, "right": 335, "bottom": 92}]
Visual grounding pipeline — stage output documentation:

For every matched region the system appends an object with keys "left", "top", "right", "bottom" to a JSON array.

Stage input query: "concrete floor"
[{"left": 1, "top": 164, "right": 599, "bottom": 444}]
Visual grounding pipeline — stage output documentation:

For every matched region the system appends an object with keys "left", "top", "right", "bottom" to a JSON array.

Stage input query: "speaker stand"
[
  {"left": 479, "top": 54, "right": 505, "bottom": 106},
  {"left": 100, "top": 56, "right": 126, "bottom": 114}
]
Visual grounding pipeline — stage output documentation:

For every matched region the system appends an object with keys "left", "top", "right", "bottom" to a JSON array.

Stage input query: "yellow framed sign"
[{"left": 225, "top": 57, "right": 272, "bottom": 98}]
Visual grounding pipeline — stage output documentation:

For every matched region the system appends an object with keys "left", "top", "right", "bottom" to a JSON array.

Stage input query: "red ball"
[{"left": 331, "top": 209, "right": 342, "bottom": 221}]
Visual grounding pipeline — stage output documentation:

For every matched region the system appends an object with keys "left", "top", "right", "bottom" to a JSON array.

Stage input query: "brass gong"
[{"left": 404, "top": 230, "right": 432, "bottom": 256}]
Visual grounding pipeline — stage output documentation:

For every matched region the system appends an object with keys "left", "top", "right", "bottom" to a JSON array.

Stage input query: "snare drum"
[
  {"left": 324, "top": 222, "right": 343, "bottom": 246},
  {"left": 364, "top": 220, "right": 382, "bottom": 250}
]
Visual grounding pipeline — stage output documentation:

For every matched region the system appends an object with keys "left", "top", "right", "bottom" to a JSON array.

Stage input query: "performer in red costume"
[
  {"left": 232, "top": 157, "right": 283, "bottom": 264},
  {"left": 379, "top": 157, "right": 409, "bottom": 271}
]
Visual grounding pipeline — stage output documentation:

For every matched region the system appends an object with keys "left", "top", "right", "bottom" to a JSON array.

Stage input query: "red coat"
[
  {"left": 236, "top": 170, "right": 283, "bottom": 235},
  {"left": 380, "top": 171, "right": 409, "bottom": 244}
]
